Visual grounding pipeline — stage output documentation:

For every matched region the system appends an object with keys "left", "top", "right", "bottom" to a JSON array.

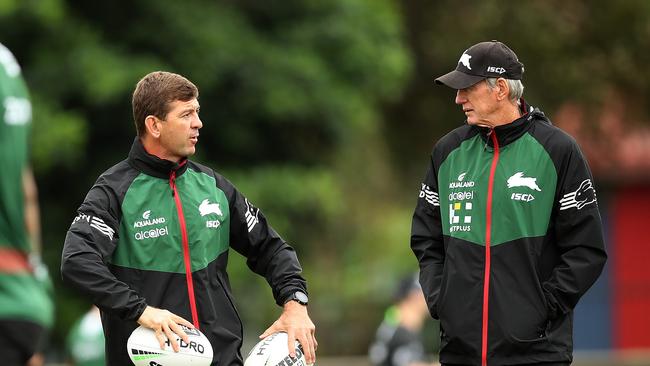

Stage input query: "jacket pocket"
[
  {"left": 205, "top": 264, "right": 245, "bottom": 364},
  {"left": 214, "top": 271, "right": 243, "bottom": 330},
  {"left": 434, "top": 265, "right": 449, "bottom": 318},
  {"left": 419, "top": 264, "right": 444, "bottom": 319},
  {"left": 489, "top": 252, "right": 556, "bottom": 356},
  {"left": 433, "top": 254, "right": 450, "bottom": 318},
  {"left": 510, "top": 319, "right": 550, "bottom": 343},
  {"left": 205, "top": 261, "right": 243, "bottom": 337}
]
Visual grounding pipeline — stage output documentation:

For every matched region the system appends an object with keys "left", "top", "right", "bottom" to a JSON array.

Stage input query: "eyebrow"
[{"left": 180, "top": 104, "right": 200, "bottom": 114}]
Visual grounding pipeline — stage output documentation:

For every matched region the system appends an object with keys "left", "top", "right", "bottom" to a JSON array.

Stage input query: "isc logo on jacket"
[
  {"left": 199, "top": 198, "right": 223, "bottom": 229},
  {"left": 507, "top": 172, "right": 541, "bottom": 202}
]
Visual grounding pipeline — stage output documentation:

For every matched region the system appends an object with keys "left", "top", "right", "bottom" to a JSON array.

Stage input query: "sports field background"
[{"left": 1, "top": 0, "right": 649, "bottom": 364}]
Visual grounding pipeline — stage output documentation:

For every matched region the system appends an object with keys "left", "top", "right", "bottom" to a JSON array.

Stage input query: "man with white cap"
[{"left": 410, "top": 40, "right": 607, "bottom": 366}]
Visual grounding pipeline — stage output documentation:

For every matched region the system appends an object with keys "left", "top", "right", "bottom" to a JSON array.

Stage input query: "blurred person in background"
[
  {"left": 369, "top": 274, "right": 439, "bottom": 366},
  {"left": 61, "top": 71, "right": 316, "bottom": 366},
  {"left": 0, "top": 43, "right": 54, "bottom": 366},
  {"left": 411, "top": 40, "right": 607, "bottom": 366},
  {"left": 66, "top": 305, "right": 105, "bottom": 366}
]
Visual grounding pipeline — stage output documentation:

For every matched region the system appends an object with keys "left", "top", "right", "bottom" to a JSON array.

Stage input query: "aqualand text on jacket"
[
  {"left": 411, "top": 102, "right": 607, "bottom": 366},
  {"left": 61, "top": 138, "right": 307, "bottom": 366}
]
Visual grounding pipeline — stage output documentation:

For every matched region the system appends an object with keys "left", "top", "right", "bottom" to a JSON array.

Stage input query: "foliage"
[
  {"left": 386, "top": 0, "right": 650, "bottom": 188},
  {"left": 1, "top": 0, "right": 413, "bottom": 356},
  {"left": 1, "top": 0, "right": 648, "bottom": 358}
]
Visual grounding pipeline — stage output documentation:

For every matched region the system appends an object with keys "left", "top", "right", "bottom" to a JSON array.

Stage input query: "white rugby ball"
[
  {"left": 126, "top": 325, "right": 213, "bottom": 366},
  {"left": 245, "top": 332, "right": 312, "bottom": 366}
]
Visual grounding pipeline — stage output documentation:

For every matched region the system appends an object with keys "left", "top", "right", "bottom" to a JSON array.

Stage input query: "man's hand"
[
  {"left": 137, "top": 306, "right": 194, "bottom": 352},
  {"left": 260, "top": 301, "right": 317, "bottom": 365}
]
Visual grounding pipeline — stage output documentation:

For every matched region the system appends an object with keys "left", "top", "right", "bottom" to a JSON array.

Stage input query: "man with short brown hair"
[{"left": 62, "top": 71, "right": 317, "bottom": 366}]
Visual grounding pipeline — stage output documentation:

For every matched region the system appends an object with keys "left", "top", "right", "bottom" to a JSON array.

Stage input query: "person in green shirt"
[
  {"left": 369, "top": 274, "right": 438, "bottom": 366},
  {"left": 0, "top": 42, "right": 54, "bottom": 366},
  {"left": 66, "top": 306, "right": 106, "bottom": 366}
]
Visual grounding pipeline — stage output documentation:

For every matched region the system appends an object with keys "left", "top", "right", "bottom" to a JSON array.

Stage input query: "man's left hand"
[{"left": 260, "top": 301, "right": 317, "bottom": 365}]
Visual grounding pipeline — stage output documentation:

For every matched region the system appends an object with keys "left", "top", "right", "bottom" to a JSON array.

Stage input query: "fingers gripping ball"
[
  {"left": 245, "top": 332, "right": 312, "bottom": 366},
  {"left": 127, "top": 325, "right": 214, "bottom": 366}
]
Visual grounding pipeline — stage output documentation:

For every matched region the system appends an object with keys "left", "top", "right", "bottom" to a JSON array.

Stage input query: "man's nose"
[
  {"left": 193, "top": 115, "right": 203, "bottom": 129},
  {"left": 455, "top": 90, "right": 466, "bottom": 105}
]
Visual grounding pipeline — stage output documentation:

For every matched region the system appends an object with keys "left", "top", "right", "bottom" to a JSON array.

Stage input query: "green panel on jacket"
[
  {"left": 111, "top": 169, "right": 230, "bottom": 273},
  {"left": 491, "top": 133, "right": 557, "bottom": 245},
  {"left": 439, "top": 133, "right": 556, "bottom": 246},
  {"left": 439, "top": 134, "right": 490, "bottom": 244}
]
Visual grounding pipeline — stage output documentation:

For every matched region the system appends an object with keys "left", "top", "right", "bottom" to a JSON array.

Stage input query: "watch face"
[{"left": 295, "top": 291, "right": 308, "bottom": 304}]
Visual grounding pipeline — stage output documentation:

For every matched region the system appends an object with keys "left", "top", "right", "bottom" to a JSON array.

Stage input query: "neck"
[
  {"left": 488, "top": 103, "right": 522, "bottom": 128},
  {"left": 140, "top": 136, "right": 181, "bottom": 163}
]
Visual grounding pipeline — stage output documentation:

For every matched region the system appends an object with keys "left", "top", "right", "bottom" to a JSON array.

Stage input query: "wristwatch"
[{"left": 285, "top": 291, "right": 309, "bottom": 306}]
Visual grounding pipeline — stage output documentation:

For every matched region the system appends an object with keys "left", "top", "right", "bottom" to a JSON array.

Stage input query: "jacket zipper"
[
  {"left": 169, "top": 165, "right": 200, "bottom": 329},
  {"left": 482, "top": 129, "right": 499, "bottom": 366}
]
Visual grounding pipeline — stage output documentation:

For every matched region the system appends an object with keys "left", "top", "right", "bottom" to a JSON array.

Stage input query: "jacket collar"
[
  {"left": 128, "top": 137, "right": 189, "bottom": 179},
  {"left": 477, "top": 99, "right": 547, "bottom": 147}
]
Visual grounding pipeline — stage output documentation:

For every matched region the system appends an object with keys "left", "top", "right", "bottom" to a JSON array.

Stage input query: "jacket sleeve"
[
  {"left": 220, "top": 175, "right": 307, "bottom": 306},
  {"left": 543, "top": 141, "right": 607, "bottom": 319},
  {"left": 411, "top": 155, "right": 445, "bottom": 319},
  {"left": 61, "top": 180, "right": 147, "bottom": 321}
]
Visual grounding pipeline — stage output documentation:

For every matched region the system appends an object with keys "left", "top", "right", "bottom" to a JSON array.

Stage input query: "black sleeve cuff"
[
  {"left": 126, "top": 300, "right": 148, "bottom": 321},
  {"left": 276, "top": 286, "right": 307, "bottom": 307}
]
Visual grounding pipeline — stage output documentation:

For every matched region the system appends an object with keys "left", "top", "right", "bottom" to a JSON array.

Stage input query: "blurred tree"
[
  {"left": 387, "top": 0, "right": 650, "bottom": 191},
  {"left": 383, "top": 1, "right": 650, "bottom": 356},
  {"left": 3, "top": 0, "right": 648, "bottom": 358},
  {"left": 0, "top": 0, "right": 413, "bottom": 356}
]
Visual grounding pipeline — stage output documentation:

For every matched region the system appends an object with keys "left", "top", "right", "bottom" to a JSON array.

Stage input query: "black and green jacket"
[
  {"left": 61, "top": 138, "right": 306, "bottom": 366},
  {"left": 411, "top": 102, "right": 607, "bottom": 366}
]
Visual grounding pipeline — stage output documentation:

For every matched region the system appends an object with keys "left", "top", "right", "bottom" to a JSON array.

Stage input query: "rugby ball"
[
  {"left": 126, "top": 325, "right": 213, "bottom": 366},
  {"left": 244, "top": 332, "right": 312, "bottom": 366}
]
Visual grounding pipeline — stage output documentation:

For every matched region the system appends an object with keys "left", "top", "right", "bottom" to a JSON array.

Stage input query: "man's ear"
[
  {"left": 144, "top": 115, "right": 162, "bottom": 138},
  {"left": 495, "top": 78, "right": 510, "bottom": 101}
]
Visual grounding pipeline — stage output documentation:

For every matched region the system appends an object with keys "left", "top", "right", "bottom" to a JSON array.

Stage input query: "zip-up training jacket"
[
  {"left": 411, "top": 102, "right": 607, "bottom": 366},
  {"left": 61, "top": 138, "right": 307, "bottom": 366}
]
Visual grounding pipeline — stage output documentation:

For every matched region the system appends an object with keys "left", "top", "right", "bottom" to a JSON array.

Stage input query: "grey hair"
[{"left": 486, "top": 78, "right": 524, "bottom": 104}]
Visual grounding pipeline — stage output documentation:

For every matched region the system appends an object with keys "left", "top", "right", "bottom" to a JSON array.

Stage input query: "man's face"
[
  {"left": 157, "top": 98, "right": 202, "bottom": 162},
  {"left": 455, "top": 80, "right": 499, "bottom": 127}
]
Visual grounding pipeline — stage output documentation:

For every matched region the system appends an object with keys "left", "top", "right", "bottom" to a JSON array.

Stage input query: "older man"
[{"left": 411, "top": 41, "right": 606, "bottom": 366}]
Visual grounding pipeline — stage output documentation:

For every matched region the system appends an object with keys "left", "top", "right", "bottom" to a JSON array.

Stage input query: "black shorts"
[{"left": 0, "top": 319, "right": 47, "bottom": 366}]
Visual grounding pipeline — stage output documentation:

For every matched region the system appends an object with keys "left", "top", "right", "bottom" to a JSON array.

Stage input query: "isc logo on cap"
[{"left": 487, "top": 66, "right": 506, "bottom": 74}]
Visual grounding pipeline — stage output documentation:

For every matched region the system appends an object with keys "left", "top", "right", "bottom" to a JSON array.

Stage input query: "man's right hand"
[{"left": 137, "top": 306, "right": 194, "bottom": 352}]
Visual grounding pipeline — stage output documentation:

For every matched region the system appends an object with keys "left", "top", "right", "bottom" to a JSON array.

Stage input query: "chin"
[{"left": 181, "top": 147, "right": 196, "bottom": 157}]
